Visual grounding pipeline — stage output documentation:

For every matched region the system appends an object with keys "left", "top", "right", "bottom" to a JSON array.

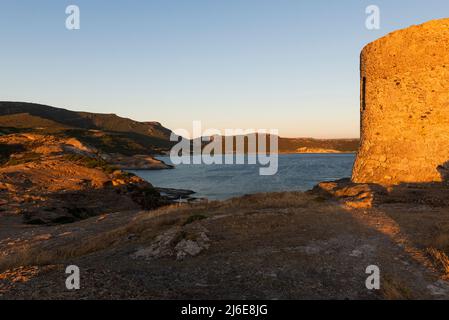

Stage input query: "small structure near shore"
[{"left": 352, "top": 18, "right": 449, "bottom": 185}]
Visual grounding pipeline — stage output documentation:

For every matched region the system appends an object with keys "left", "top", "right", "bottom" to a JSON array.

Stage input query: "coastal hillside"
[
  {"left": 0, "top": 102, "right": 172, "bottom": 139},
  {"left": 0, "top": 102, "right": 359, "bottom": 156},
  {"left": 205, "top": 134, "right": 359, "bottom": 154},
  {"left": 0, "top": 102, "right": 175, "bottom": 157},
  {"left": 279, "top": 137, "right": 359, "bottom": 153},
  {"left": 0, "top": 132, "right": 168, "bottom": 225}
]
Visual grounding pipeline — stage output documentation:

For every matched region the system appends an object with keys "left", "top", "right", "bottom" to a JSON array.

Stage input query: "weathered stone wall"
[{"left": 352, "top": 18, "right": 449, "bottom": 185}]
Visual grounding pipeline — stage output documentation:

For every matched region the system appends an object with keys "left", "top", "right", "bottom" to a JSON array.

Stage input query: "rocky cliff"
[{"left": 0, "top": 133, "right": 164, "bottom": 225}]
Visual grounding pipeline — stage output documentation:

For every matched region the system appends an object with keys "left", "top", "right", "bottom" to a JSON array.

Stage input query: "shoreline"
[{"left": 152, "top": 151, "right": 357, "bottom": 158}]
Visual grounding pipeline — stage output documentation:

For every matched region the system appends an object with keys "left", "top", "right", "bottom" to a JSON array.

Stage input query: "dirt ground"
[{"left": 1, "top": 191, "right": 449, "bottom": 300}]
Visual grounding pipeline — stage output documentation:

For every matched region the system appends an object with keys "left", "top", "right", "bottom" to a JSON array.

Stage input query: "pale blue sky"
[{"left": 1, "top": 0, "right": 448, "bottom": 138}]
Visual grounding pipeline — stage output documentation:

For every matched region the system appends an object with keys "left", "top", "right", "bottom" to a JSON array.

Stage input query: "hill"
[
  {"left": 202, "top": 134, "right": 359, "bottom": 154},
  {"left": 0, "top": 102, "right": 359, "bottom": 157},
  {"left": 0, "top": 102, "right": 172, "bottom": 138},
  {"left": 0, "top": 132, "right": 168, "bottom": 225},
  {"left": 279, "top": 137, "right": 359, "bottom": 153},
  {"left": 0, "top": 102, "right": 175, "bottom": 156}
]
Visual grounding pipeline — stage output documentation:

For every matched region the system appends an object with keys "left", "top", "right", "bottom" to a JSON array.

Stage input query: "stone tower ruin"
[{"left": 352, "top": 18, "right": 449, "bottom": 185}]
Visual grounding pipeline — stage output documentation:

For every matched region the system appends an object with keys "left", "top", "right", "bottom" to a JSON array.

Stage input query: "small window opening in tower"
[{"left": 362, "top": 77, "right": 366, "bottom": 111}]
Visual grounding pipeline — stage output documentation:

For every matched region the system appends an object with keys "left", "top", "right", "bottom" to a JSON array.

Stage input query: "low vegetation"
[
  {"left": 427, "top": 248, "right": 449, "bottom": 278},
  {"left": 0, "top": 144, "right": 26, "bottom": 165},
  {"left": 0, "top": 101, "right": 176, "bottom": 157},
  {"left": 380, "top": 276, "right": 414, "bottom": 300},
  {"left": 0, "top": 204, "right": 188, "bottom": 272},
  {"left": 5, "top": 152, "right": 41, "bottom": 166},
  {"left": 64, "top": 154, "right": 117, "bottom": 174},
  {"left": 183, "top": 214, "right": 208, "bottom": 226},
  {"left": 0, "top": 192, "right": 328, "bottom": 272}
]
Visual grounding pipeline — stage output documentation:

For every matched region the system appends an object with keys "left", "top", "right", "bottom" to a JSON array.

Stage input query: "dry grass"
[
  {"left": 426, "top": 232, "right": 449, "bottom": 277},
  {"left": 427, "top": 247, "right": 449, "bottom": 278},
  {"left": 224, "top": 192, "right": 328, "bottom": 210},
  {"left": 0, "top": 204, "right": 190, "bottom": 272},
  {"left": 0, "top": 199, "right": 234, "bottom": 272},
  {"left": 381, "top": 275, "right": 414, "bottom": 300},
  {"left": 0, "top": 192, "right": 333, "bottom": 273},
  {"left": 430, "top": 233, "right": 449, "bottom": 252},
  {"left": 378, "top": 206, "right": 449, "bottom": 279}
]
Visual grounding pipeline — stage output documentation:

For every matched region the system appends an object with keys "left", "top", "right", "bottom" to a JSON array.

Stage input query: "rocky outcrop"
[
  {"left": 132, "top": 225, "right": 210, "bottom": 261},
  {"left": 352, "top": 18, "right": 449, "bottom": 185},
  {"left": 0, "top": 133, "right": 165, "bottom": 225},
  {"left": 101, "top": 153, "right": 173, "bottom": 170},
  {"left": 312, "top": 178, "right": 449, "bottom": 209},
  {"left": 296, "top": 147, "right": 350, "bottom": 154},
  {"left": 312, "top": 179, "right": 383, "bottom": 209}
]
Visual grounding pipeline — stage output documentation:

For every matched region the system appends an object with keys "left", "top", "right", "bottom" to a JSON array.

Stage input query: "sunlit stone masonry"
[{"left": 352, "top": 18, "right": 449, "bottom": 185}]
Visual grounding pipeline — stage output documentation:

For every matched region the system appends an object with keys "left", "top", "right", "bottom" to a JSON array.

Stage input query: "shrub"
[
  {"left": 4, "top": 152, "right": 40, "bottom": 166},
  {"left": 182, "top": 214, "right": 208, "bottom": 226},
  {"left": 0, "top": 143, "right": 26, "bottom": 165},
  {"left": 64, "top": 154, "right": 117, "bottom": 173}
]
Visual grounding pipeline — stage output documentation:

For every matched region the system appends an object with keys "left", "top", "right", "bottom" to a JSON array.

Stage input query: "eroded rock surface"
[
  {"left": 132, "top": 225, "right": 210, "bottom": 261},
  {"left": 0, "top": 133, "right": 164, "bottom": 224}
]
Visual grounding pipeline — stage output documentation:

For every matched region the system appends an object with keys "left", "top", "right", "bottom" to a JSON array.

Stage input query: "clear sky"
[{"left": 1, "top": 1, "right": 448, "bottom": 138}]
